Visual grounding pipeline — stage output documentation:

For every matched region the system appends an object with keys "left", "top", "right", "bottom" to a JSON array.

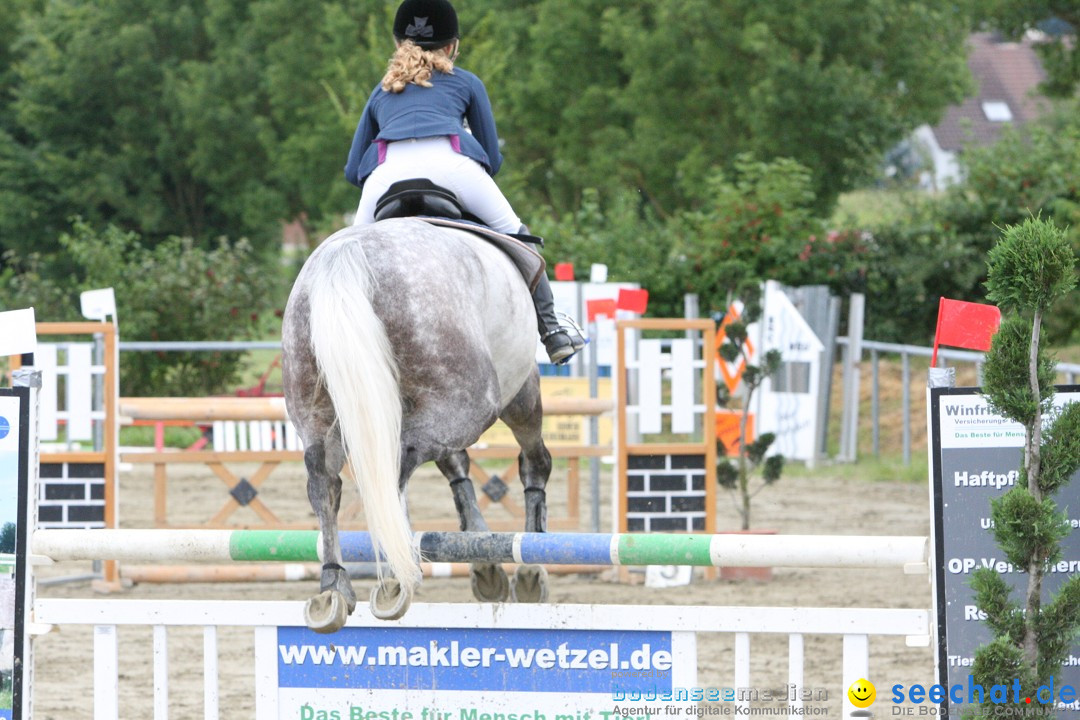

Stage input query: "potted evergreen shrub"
[{"left": 968, "top": 217, "right": 1080, "bottom": 719}]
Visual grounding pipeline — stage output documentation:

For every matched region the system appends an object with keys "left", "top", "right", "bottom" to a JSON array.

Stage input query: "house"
[{"left": 912, "top": 32, "right": 1050, "bottom": 190}]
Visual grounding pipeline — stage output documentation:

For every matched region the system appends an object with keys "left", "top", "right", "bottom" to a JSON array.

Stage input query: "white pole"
[
  {"left": 842, "top": 634, "right": 870, "bottom": 717},
  {"left": 788, "top": 633, "right": 804, "bottom": 719},
  {"left": 34, "top": 529, "right": 235, "bottom": 562},
  {"left": 708, "top": 533, "right": 927, "bottom": 569},
  {"left": 204, "top": 626, "right": 220, "bottom": 720},
  {"left": 93, "top": 625, "right": 119, "bottom": 720},
  {"left": 153, "top": 625, "right": 169, "bottom": 720},
  {"left": 734, "top": 632, "right": 751, "bottom": 713}
]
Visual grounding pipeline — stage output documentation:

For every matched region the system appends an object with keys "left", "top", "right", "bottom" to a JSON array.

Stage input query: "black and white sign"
[{"left": 931, "top": 387, "right": 1080, "bottom": 719}]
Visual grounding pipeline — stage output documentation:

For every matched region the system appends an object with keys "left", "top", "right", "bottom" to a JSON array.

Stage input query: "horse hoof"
[
  {"left": 370, "top": 579, "right": 412, "bottom": 620},
  {"left": 510, "top": 564, "right": 549, "bottom": 603},
  {"left": 304, "top": 590, "right": 350, "bottom": 634},
  {"left": 470, "top": 563, "right": 510, "bottom": 602}
]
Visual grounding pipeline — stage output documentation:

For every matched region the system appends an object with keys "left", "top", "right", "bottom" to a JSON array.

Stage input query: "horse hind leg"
[
  {"left": 499, "top": 370, "right": 552, "bottom": 603},
  {"left": 302, "top": 437, "right": 357, "bottom": 633},
  {"left": 436, "top": 451, "right": 510, "bottom": 603},
  {"left": 367, "top": 445, "right": 429, "bottom": 621}
]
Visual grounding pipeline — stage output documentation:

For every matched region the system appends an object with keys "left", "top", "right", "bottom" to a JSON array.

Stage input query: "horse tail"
[{"left": 305, "top": 236, "right": 420, "bottom": 591}]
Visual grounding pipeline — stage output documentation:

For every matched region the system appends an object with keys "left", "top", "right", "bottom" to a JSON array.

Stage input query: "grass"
[
  {"left": 830, "top": 188, "right": 932, "bottom": 228},
  {"left": 788, "top": 454, "right": 930, "bottom": 485},
  {"left": 234, "top": 348, "right": 284, "bottom": 394},
  {"left": 119, "top": 425, "right": 204, "bottom": 449}
]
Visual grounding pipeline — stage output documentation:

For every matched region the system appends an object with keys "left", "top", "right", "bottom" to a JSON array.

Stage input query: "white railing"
[{"left": 33, "top": 600, "right": 931, "bottom": 720}]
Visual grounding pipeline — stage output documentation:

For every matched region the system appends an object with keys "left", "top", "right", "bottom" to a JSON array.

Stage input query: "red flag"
[
  {"left": 932, "top": 298, "right": 1001, "bottom": 365},
  {"left": 586, "top": 298, "right": 617, "bottom": 323},
  {"left": 554, "top": 263, "right": 575, "bottom": 281},
  {"left": 617, "top": 288, "right": 649, "bottom": 314}
]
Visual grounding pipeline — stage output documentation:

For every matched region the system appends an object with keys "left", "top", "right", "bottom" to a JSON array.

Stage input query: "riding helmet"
[{"left": 393, "top": 0, "right": 459, "bottom": 49}]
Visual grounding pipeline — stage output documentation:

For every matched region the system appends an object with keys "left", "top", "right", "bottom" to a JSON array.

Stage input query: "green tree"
[
  {"left": 671, "top": 156, "right": 866, "bottom": 314},
  {"left": 0, "top": 221, "right": 276, "bottom": 396},
  {"left": 714, "top": 284, "right": 784, "bottom": 530},
  {"left": 968, "top": 217, "right": 1080, "bottom": 718},
  {"left": 0, "top": 0, "right": 982, "bottom": 323},
  {"left": 491, "top": 0, "right": 974, "bottom": 216},
  {"left": 0, "top": 0, "right": 394, "bottom": 262},
  {"left": 0, "top": 522, "right": 14, "bottom": 554}
]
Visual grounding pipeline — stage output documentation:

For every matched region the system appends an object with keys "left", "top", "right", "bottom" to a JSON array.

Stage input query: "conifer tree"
[
  {"left": 714, "top": 279, "right": 784, "bottom": 531},
  {"left": 968, "top": 217, "right": 1080, "bottom": 718}
]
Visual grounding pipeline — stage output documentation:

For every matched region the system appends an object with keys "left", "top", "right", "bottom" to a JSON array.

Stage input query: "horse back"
[{"left": 361, "top": 219, "right": 538, "bottom": 414}]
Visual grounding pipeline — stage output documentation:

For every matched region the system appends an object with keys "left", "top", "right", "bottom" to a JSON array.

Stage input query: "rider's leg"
[
  {"left": 532, "top": 272, "right": 584, "bottom": 365},
  {"left": 438, "top": 150, "right": 583, "bottom": 364},
  {"left": 439, "top": 151, "right": 521, "bottom": 233},
  {"left": 354, "top": 174, "right": 392, "bottom": 225}
]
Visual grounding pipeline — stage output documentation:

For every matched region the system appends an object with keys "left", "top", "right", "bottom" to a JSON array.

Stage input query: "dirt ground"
[{"left": 30, "top": 457, "right": 935, "bottom": 718}]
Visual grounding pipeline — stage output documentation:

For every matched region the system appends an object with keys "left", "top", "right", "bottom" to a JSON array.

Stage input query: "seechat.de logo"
[
  {"left": 891, "top": 677, "right": 1077, "bottom": 707},
  {"left": 0, "top": 415, "right": 10, "bottom": 440}
]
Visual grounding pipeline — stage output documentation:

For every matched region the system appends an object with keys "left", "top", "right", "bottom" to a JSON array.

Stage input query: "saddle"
[{"left": 373, "top": 179, "right": 546, "bottom": 292}]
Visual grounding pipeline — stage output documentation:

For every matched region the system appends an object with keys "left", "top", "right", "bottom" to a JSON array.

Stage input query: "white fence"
[{"left": 33, "top": 600, "right": 931, "bottom": 720}]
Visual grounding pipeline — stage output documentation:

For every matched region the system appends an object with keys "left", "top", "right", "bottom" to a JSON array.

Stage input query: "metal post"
[
  {"left": 816, "top": 296, "right": 842, "bottom": 460},
  {"left": 902, "top": 352, "right": 911, "bottom": 466},
  {"left": 839, "top": 294, "right": 865, "bottom": 462},
  {"left": 871, "top": 349, "right": 880, "bottom": 458},
  {"left": 588, "top": 322, "right": 601, "bottom": 533}
]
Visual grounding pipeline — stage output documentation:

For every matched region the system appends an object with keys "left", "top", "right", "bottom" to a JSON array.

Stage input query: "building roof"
[{"left": 931, "top": 32, "right": 1050, "bottom": 153}]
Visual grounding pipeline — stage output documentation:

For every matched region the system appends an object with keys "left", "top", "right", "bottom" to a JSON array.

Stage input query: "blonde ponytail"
[{"left": 381, "top": 40, "right": 455, "bottom": 93}]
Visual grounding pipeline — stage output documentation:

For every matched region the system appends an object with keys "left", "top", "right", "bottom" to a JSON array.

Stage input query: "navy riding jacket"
[{"left": 344, "top": 68, "right": 504, "bottom": 188}]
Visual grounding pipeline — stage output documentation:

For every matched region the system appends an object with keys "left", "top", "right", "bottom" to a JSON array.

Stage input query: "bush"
[
  {"left": 538, "top": 188, "right": 685, "bottom": 316},
  {"left": 859, "top": 209, "right": 987, "bottom": 343},
  {"left": 856, "top": 104, "right": 1080, "bottom": 345},
  {"left": 0, "top": 220, "right": 278, "bottom": 395},
  {"left": 539, "top": 155, "right": 868, "bottom": 319}
]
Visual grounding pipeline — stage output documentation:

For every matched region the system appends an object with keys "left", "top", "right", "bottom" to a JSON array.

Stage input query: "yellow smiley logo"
[{"left": 848, "top": 678, "right": 876, "bottom": 708}]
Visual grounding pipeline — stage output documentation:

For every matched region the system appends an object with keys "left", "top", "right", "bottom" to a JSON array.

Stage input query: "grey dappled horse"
[{"left": 281, "top": 218, "right": 552, "bottom": 632}]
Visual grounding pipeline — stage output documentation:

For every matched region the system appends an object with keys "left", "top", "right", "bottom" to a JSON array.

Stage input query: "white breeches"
[{"left": 354, "top": 136, "right": 521, "bottom": 234}]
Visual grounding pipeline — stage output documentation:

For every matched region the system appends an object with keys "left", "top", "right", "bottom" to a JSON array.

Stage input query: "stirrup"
[
  {"left": 555, "top": 313, "right": 587, "bottom": 350},
  {"left": 543, "top": 333, "right": 577, "bottom": 365},
  {"left": 542, "top": 315, "right": 588, "bottom": 365}
]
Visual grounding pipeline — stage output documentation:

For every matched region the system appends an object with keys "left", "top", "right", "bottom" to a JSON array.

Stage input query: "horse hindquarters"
[{"left": 284, "top": 232, "right": 421, "bottom": 630}]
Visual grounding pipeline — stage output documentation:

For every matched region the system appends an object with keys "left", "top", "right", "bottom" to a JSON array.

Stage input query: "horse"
[{"left": 281, "top": 218, "right": 552, "bottom": 632}]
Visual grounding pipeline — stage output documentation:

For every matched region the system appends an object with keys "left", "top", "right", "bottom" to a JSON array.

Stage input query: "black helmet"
[{"left": 393, "top": 0, "right": 459, "bottom": 49}]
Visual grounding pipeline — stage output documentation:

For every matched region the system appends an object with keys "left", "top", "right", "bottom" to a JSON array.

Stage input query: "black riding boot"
[
  {"left": 516, "top": 223, "right": 582, "bottom": 364},
  {"left": 533, "top": 273, "right": 580, "bottom": 365}
]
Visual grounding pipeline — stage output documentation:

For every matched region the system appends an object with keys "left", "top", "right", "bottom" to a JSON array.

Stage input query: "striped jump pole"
[{"left": 33, "top": 530, "right": 930, "bottom": 572}]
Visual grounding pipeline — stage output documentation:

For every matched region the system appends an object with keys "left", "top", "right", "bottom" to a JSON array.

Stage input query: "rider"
[{"left": 345, "top": 0, "right": 583, "bottom": 365}]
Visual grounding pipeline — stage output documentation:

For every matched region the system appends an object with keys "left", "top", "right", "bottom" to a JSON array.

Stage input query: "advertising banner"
[
  {"left": 930, "top": 387, "right": 1080, "bottom": 719},
  {"left": 0, "top": 388, "right": 30, "bottom": 720},
  {"left": 477, "top": 377, "right": 613, "bottom": 448},
  {"left": 256, "top": 623, "right": 696, "bottom": 718}
]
